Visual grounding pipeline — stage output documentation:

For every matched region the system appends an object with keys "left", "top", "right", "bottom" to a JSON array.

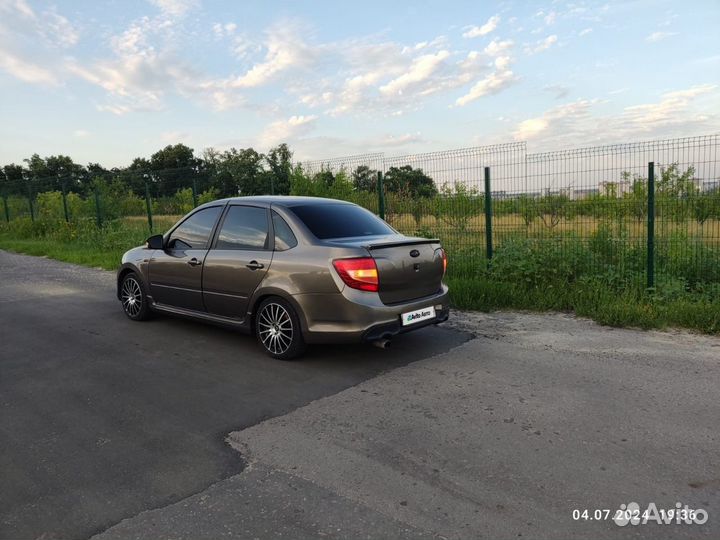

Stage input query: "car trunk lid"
[{"left": 352, "top": 236, "right": 444, "bottom": 304}]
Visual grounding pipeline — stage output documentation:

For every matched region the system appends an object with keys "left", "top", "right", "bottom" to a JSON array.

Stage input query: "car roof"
[{"left": 203, "top": 195, "right": 356, "bottom": 209}]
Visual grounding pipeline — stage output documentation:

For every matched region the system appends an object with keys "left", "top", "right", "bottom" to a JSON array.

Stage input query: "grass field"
[{"left": 1, "top": 213, "right": 719, "bottom": 335}]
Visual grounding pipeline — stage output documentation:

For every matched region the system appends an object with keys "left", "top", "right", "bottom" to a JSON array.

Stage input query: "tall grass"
[{"left": 0, "top": 216, "right": 176, "bottom": 269}]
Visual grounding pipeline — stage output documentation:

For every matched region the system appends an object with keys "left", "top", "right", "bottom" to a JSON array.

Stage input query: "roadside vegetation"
[{"left": 2, "top": 144, "right": 719, "bottom": 335}]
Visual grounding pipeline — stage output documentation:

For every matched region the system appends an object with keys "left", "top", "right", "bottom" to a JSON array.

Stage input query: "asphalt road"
[
  {"left": 99, "top": 311, "right": 720, "bottom": 540},
  {"left": 0, "top": 250, "right": 468, "bottom": 540}
]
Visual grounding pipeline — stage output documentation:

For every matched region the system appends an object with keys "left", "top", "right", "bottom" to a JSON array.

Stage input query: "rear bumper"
[
  {"left": 294, "top": 284, "right": 450, "bottom": 344},
  {"left": 361, "top": 306, "right": 450, "bottom": 342}
]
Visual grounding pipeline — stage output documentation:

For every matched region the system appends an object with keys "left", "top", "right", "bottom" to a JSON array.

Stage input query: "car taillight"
[
  {"left": 440, "top": 248, "right": 447, "bottom": 275},
  {"left": 332, "top": 258, "right": 379, "bottom": 292}
]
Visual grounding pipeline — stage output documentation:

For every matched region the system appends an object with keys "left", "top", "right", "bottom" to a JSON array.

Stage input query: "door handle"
[
  {"left": 246, "top": 261, "right": 264, "bottom": 270},
  {"left": 188, "top": 257, "right": 202, "bottom": 267}
]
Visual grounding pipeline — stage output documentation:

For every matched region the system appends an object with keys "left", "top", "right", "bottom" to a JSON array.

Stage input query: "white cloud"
[
  {"left": 231, "top": 36, "right": 261, "bottom": 60},
  {"left": 213, "top": 22, "right": 237, "bottom": 39},
  {"left": 68, "top": 14, "right": 203, "bottom": 114},
  {"left": 646, "top": 31, "right": 678, "bottom": 43},
  {"left": 43, "top": 10, "right": 79, "bottom": 47},
  {"left": 484, "top": 39, "right": 513, "bottom": 56},
  {"left": 296, "top": 35, "right": 494, "bottom": 116},
  {"left": 2, "top": 0, "right": 34, "bottom": 18},
  {"left": 622, "top": 84, "right": 716, "bottom": 124},
  {"left": 579, "top": 28, "right": 593, "bottom": 36},
  {"left": 379, "top": 50, "right": 450, "bottom": 96},
  {"left": 455, "top": 67, "right": 517, "bottom": 106},
  {"left": 378, "top": 133, "right": 425, "bottom": 147},
  {"left": 258, "top": 115, "right": 317, "bottom": 148},
  {"left": 462, "top": 15, "right": 500, "bottom": 38},
  {"left": 147, "top": 0, "right": 198, "bottom": 17},
  {"left": 544, "top": 11, "right": 557, "bottom": 25},
  {"left": 524, "top": 35, "right": 558, "bottom": 55},
  {"left": 0, "top": 50, "right": 56, "bottom": 84},
  {"left": 0, "top": 0, "right": 78, "bottom": 84},
  {"left": 326, "top": 69, "right": 387, "bottom": 115},
  {"left": 513, "top": 100, "right": 593, "bottom": 141},
  {"left": 73, "top": 129, "right": 90, "bottom": 138},
  {"left": 511, "top": 84, "right": 719, "bottom": 148},
  {"left": 229, "top": 23, "right": 314, "bottom": 88}
]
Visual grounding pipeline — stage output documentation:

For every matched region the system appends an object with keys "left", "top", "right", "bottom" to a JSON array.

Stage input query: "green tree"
[
  {"left": 312, "top": 169, "right": 335, "bottom": 188},
  {"left": 384, "top": 165, "right": 437, "bottom": 198},
  {"left": 264, "top": 143, "right": 292, "bottom": 195},
  {"left": 515, "top": 194, "right": 538, "bottom": 227},
  {"left": 626, "top": 173, "right": 648, "bottom": 223},
  {"left": 658, "top": 163, "right": 697, "bottom": 198},
  {"left": 23, "top": 154, "right": 86, "bottom": 193},
  {"left": 352, "top": 165, "right": 378, "bottom": 192},
  {"left": 202, "top": 147, "right": 233, "bottom": 196},
  {"left": 2, "top": 163, "right": 25, "bottom": 195},
  {"left": 149, "top": 144, "right": 200, "bottom": 196},
  {"left": 435, "top": 183, "right": 481, "bottom": 232},
  {"left": 690, "top": 193, "right": 716, "bottom": 227},
  {"left": 125, "top": 157, "right": 153, "bottom": 196},
  {"left": 537, "top": 193, "right": 569, "bottom": 230},
  {"left": 219, "top": 148, "right": 265, "bottom": 195}
]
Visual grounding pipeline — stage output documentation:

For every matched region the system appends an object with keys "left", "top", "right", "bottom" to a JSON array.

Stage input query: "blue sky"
[{"left": 0, "top": 0, "right": 718, "bottom": 167}]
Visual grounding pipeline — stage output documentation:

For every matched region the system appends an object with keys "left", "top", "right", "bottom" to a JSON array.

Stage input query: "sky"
[{"left": 0, "top": 0, "right": 718, "bottom": 168}]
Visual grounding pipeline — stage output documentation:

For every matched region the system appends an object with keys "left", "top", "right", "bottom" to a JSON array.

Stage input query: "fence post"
[
  {"left": 192, "top": 178, "right": 199, "bottom": 208},
  {"left": 377, "top": 171, "right": 385, "bottom": 220},
  {"left": 27, "top": 184, "right": 34, "bottom": 222},
  {"left": 61, "top": 180, "right": 70, "bottom": 222},
  {"left": 94, "top": 187, "right": 103, "bottom": 228},
  {"left": 484, "top": 166, "right": 493, "bottom": 261},
  {"left": 3, "top": 196, "right": 9, "bottom": 222},
  {"left": 145, "top": 182, "right": 154, "bottom": 233},
  {"left": 647, "top": 161, "right": 655, "bottom": 290}
]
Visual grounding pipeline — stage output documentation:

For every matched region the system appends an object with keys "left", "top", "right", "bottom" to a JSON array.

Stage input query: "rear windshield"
[{"left": 289, "top": 204, "right": 394, "bottom": 239}]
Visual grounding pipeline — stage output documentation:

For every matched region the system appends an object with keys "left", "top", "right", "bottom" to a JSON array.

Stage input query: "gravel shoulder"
[{"left": 97, "top": 310, "right": 720, "bottom": 540}]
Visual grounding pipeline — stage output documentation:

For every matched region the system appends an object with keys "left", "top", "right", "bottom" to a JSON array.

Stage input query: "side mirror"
[{"left": 145, "top": 234, "right": 164, "bottom": 249}]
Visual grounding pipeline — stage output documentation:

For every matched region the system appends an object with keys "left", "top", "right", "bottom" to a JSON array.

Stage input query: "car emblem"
[{"left": 409, "top": 249, "right": 420, "bottom": 258}]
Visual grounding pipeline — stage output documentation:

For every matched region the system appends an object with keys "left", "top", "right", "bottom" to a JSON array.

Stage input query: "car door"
[
  {"left": 202, "top": 205, "right": 273, "bottom": 320},
  {"left": 148, "top": 205, "right": 223, "bottom": 311}
]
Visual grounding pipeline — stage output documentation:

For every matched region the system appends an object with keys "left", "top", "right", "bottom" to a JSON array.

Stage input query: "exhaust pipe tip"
[{"left": 372, "top": 339, "right": 391, "bottom": 349}]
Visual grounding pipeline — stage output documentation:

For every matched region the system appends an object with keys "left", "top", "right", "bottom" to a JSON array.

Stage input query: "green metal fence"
[{"left": 1, "top": 134, "right": 719, "bottom": 292}]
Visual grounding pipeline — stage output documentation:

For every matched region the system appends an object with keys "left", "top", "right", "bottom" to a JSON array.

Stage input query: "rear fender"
[{"left": 247, "top": 286, "right": 310, "bottom": 335}]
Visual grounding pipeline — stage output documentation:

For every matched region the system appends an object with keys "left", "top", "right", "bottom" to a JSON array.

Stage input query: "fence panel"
[
  {"left": 381, "top": 143, "right": 527, "bottom": 276},
  {"left": 524, "top": 135, "right": 720, "bottom": 288},
  {"left": 1, "top": 135, "right": 719, "bottom": 294},
  {"left": 297, "top": 153, "right": 384, "bottom": 213}
]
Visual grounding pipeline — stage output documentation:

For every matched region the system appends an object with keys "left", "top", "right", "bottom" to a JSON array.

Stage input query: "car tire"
[
  {"left": 120, "top": 272, "right": 152, "bottom": 321},
  {"left": 255, "top": 296, "right": 306, "bottom": 360}
]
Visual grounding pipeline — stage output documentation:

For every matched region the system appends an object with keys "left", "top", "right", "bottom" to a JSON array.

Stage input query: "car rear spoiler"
[{"left": 363, "top": 238, "right": 441, "bottom": 250}]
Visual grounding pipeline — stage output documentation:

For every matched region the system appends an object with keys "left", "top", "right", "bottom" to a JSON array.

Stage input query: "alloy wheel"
[
  {"left": 121, "top": 276, "right": 143, "bottom": 318},
  {"left": 258, "top": 302, "right": 294, "bottom": 355}
]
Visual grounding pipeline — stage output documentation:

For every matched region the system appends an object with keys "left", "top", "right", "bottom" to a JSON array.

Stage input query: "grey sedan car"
[{"left": 117, "top": 196, "right": 449, "bottom": 359}]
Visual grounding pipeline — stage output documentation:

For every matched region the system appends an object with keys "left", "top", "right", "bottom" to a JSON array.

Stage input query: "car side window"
[
  {"left": 216, "top": 206, "right": 269, "bottom": 250},
  {"left": 272, "top": 211, "right": 297, "bottom": 251},
  {"left": 168, "top": 206, "right": 222, "bottom": 249}
]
